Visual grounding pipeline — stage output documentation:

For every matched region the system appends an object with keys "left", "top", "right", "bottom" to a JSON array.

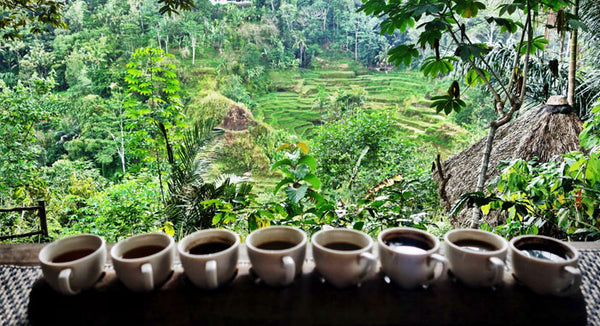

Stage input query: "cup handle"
[
  {"left": 425, "top": 253, "right": 448, "bottom": 285},
  {"left": 559, "top": 266, "right": 582, "bottom": 295},
  {"left": 281, "top": 256, "right": 295, "bottom": 285},
  {"left": 140, "top": 263, "right": 154, "bottom": 291},
  {"left": 58, "top": 268, "right": 78, "bottom": 295},
  {"left": 205, "top": 260, "right": 218, "bottom": 289},
  {"left": 488, "top": 257, "right": 505, "bottom": 286},
  {"left": 358, "top": 252, "right": 377, "bottom": 281}
]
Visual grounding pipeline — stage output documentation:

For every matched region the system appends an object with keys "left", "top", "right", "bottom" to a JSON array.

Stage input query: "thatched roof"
[{"left": 433, "top": 100, "right": 583, "bottom": 227}]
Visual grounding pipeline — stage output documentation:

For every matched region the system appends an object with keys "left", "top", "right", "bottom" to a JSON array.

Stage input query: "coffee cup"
[
  {"left": 111, "top": 232, "right": 174, "bottom": 292},
  {"left": 510, "top": 235, "right": 581, "bottom": 296},
  {"left": 39, "top": 234, "right": 106, "bottom": 295},
  {"left": 178, "top": 229, "right": 240, "bottom": 289},
  {"left": 378, "top": 227, "right": 447, "bottom": 289},
  {"left": 246, "top": 226, "right": 307, "bottom": 286},
  {"left": 312, "top": 228, "right": 377, "bottom": 288},
  {"left": 444, "top": 229, "right": 508, "bottom": 288}
]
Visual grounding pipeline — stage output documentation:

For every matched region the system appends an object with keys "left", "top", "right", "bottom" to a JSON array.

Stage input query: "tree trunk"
[
  {"left": 191, "top": 35, "right": 196, "bottom": 65},
  {"left": 354, "top": 28, "right": 358, "bottom": 61},
  {"left": 157, "top": 121, "right": 175, "bottom": 166},
  {"left": 139, "top": 3, "right": 144, "bottom": 34},
  {"left": 157, "top": 30, "right": 161, "bottom": 50},
  {"left": 470, "top": 122, "right": 498, "bottom": 228},
  {"left": 118, "top": 115, "right": 126, "bottom": 173},
  {"left": 567, "top": 0, "right": 579, "bottom": 108},
  {"left": 468, "top": 2, "right": 533, "bottom": 228},
  {"left": 155, "top": 144, "right": 166, "bottom": 205},
  {"left": 270, "top": 0, "right": 274, "bottom": 11}
]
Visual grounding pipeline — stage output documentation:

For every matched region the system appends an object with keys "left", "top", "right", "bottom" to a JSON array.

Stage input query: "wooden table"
[{"left": 1, "top": 242, "right": 593, "bottom": 326}]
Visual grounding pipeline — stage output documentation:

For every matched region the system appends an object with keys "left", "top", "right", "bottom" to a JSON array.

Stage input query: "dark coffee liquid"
[
  {"left": 454, "top": 239, "right": 498, "bottom": 252},
  {"left": 52, "top": 248, "right": 95, "bottom": 263},
  {"left": 257, "top": 241, "right": 296, "bottom": 250},
  {"left": 517, "top": 243, "right": 569, "bottom": 262},
  {"left": 189, "top": 241, "right": 231, "bottom": 255},
  {"left": 385, "top": 236, "right": 430, "bottom": 254},
  {"left": 324, "top": 242, "right": 362, "bottom": 251},
  {"left": 122, "top": 245, "right": 165, "bottom": 259}
]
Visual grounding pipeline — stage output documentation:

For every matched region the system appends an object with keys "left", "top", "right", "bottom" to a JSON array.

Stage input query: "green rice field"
[{"left": 252, "top": 68, "right": 461, "bottom": 142}]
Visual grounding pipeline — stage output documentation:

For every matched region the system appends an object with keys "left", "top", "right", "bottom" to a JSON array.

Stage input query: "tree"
[
  {"left": 124, "top": 47, "right": 183, "bottom": 202},
  {"left": 0, "top": 0, "right": 195, "bottom": 40},
  {"left": 0, "top": 0, "right": 67, "bottom": 39},
  {"left": 358, "top": 0, "right": 580, "bottom": 227},
  {"left": 567, "top": 0, "right": 580, "bottom": 107},
  {"left": 0, "top": 75, "right": 62, "bottom": 203}
]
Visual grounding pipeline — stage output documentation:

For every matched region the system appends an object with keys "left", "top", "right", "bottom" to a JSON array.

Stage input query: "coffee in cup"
[
  {"left": 312, "top": 228, "right": 377, "bottom": 288},
  {"left": 111, "top": 232, "right": 174, "bottom": 292},
  {"left": 444, "top": 229, "right": 508, "bottom": 288},
  {"left": 246, "top": 226, "right": 307, "bottom": 286},
  {"left": 39, "top": 234, "right": 106, "bottom": 295},
  {"left": 178, "top": 229, "right": 240, "bottom": 289},
  {"left": 510, "top": 235, "right": 581, "bottom": 296},
  {"left": 378, "top": 227, "right": 447, "bottom": 289}
]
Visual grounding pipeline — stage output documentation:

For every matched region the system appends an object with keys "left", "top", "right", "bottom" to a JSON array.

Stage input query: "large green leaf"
[
  {"left": 455, "top": 43, "right": 490, "bottom": 61},
  {"left": 270, "top": 158, "right": 292, "bottom": 171},
  {"left": 406, "top": 2, "right": 445, "bottom": 18},
  {"left": 273, "top": 177, "right": 294, "bottom": 195},
  {"left": 465, "top": 68, "right": 491, "bottom": 87},
  {"left": 294, "top": 164, "right": 310, "bottom": 180},
  {"left": 586, "top": 154, "right": 599, "bottom": 187},
  {"left": 285, "top": 184, "right": 308, "bottom": 204},
  {"left": 417, "top": 29, "right": 442, "bottom": 49},
  {"left": 387, "top": 44, "right": 419, "bottom": 67},
  {"left": 303, "top": 173, "right": 322, "bottom": 190},
  {"left": 519, "top": 36, "right": 548, "bottom": 55},
  {"left": 421, "top": 56, "right": 456, "bottom": 77},
  {"left": 454, "top": 1, "right": 486, "bottom": 18},
  {"left": 430, "top": 94, "right": 466, "bottom": 114},
  {"left": 498, "top": 3, "right": 521, "bottom": 16},
  {"left": 485, "top": 17, "right": 523, "bottom": 33},
  {"left": 450, "top": 192, "right": 501, "bottom": 216},
  {"left": 298, "top": 155, "right": 317, "bottom": 171}
]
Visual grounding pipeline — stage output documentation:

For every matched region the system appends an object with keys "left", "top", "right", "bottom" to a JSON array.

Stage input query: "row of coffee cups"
[{"left": 39, "top": 226, "right": 581, "bottom": 296}]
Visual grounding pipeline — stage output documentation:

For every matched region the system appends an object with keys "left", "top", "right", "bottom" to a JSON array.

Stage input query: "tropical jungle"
[{"left": 1, "top": 0, "right": 599, "bottom": 243}]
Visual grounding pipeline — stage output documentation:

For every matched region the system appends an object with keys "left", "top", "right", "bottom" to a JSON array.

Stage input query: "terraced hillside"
[{"left": 252, "top": 68, "right": 463, "bottom": 144}]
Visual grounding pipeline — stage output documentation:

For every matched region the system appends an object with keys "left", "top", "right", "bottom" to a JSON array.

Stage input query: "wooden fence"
[{"left": 0, "top": 200, "right": 48, "bottom": 240}]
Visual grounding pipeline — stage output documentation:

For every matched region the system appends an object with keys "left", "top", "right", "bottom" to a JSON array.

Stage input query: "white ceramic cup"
[
  {"left": 510, "top": 235, "right": 581, "bottom": 296},
  {"left": 312, "top": 228, "right": 377, "bottom": 288},
  {"left": 178, "top": 229, "right": 240, "bottom": 289},
  {"left": 378, "top": 227, "right": 447, "bottom": 289},
  {"left": 39, "top": 234, "right": 106, "bottom": 295},
  {"left": 444, "top": 229, "right": 508, "bottom": 288},
  {"left": 246, "top": 226, "right": 307, "bottom": 286},
  {"left": 111, "top": 232, "right": 174, "bottom": 292}
]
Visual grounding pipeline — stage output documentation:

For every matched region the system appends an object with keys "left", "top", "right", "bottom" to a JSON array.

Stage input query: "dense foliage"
[{"left": 1, "top": 0, "right": 599, "bottom": 242}]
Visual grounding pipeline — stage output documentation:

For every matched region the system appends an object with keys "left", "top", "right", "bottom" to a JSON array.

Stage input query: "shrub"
[
  {"left": 218, "top": 132, "right": 270, "bottom": 175},
  {"left": 63, "top": 171, "right": 162, "bottom": 242}
]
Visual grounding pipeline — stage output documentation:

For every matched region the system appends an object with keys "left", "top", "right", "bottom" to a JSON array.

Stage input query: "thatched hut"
[{"left": 433, "top": 96, "right": 584, "bottom": 227}]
